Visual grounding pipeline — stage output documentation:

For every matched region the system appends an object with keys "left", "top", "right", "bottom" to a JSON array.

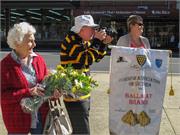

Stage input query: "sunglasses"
[{"left": 136, "top": 22, "right": 144, "bottom": 26}]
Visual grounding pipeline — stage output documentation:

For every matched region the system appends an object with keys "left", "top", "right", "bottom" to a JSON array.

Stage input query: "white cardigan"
[{"left": 116, "top": 34, "right": 151, "bottom": 49}]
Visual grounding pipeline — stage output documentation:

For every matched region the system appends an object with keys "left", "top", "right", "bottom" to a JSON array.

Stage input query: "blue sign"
[{"left": 155, "top": 59, "right": 162, "bottom": 68}]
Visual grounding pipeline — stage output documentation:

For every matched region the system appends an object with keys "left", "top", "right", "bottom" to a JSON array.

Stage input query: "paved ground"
[{"left": 0, "top": 72, "right": 179, "bottom": 135}]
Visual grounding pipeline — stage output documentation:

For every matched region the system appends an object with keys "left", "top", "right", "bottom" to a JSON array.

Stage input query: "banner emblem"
[
  {"left": 117, "top": 56, "right": 127, "bottom": 63},
  {"left": 155, "top": 59, "right": 162, "bottom": 68},
  {"left": 136, "top": 55, "right": 146, "bottom": 67}
]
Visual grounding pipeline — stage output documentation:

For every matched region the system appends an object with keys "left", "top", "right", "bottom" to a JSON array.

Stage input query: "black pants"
[{"left": 64, "top": 99, "right": 90, "bottom": 135}]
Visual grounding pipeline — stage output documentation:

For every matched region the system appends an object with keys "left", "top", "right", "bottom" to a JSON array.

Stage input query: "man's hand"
[
  {"left": 94, "top": 30, "right": 107, "bottom": 41},
  {"left": 103, "top": 35, "right": 113, "bottom": 44},
  {"left": 94, "top": 30, "right": 113, "bottom": 44}
]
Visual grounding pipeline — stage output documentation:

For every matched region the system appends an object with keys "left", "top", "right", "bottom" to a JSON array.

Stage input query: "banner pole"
[{"left": 169, "top": 50, "right": 175, "bottom": 96}]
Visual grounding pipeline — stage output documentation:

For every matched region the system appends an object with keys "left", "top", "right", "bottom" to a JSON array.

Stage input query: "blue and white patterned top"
[{"left": 11, "top": 50, "right": 38, "bottom": 88}]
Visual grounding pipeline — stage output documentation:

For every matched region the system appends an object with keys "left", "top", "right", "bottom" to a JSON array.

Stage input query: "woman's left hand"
[{"left": 51, "top": 89, "right": 62, "bottom": 99}]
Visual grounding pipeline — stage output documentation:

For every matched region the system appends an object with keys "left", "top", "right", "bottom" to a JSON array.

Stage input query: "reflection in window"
[
  {"left": 145, "top": 22, "right": 177, "bottom": 48},
  {"left": 1, "top": 9, "right": 6, "bottom": 41},
  {"left": 2, "top": 8, "right": 71, "bottom": 41},
  {"left": 10, "top": 8, "right": 42, "bottom": 40},
  {"left": 42, "top": 8, "right": 71, "bottom": 41}
]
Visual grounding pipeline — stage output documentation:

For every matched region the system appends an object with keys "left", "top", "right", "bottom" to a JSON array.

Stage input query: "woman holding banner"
[
  {"left": 111, "top": 15, "right": 170, "bottom": 135},
  {"left": 117, "top": 15, "right": 150, "bottom": 49}
]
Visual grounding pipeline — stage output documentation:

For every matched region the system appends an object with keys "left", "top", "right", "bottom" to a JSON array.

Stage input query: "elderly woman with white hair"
[{"left": 0, "top": 22, "right": 60, "bottom": 134}]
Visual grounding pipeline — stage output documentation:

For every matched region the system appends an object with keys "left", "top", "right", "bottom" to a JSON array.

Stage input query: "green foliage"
[
  {"left": 21, "top": 65, "right": 99, "bottom": 113},
  {"left": 42, "top": 65, "right": 99, "bottom": 98}
]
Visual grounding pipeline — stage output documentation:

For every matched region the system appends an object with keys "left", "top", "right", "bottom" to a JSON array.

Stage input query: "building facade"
[
  {"left": 1, "top": 0, "right": 179, "bottom": 55},
  {"left": 75, "top": 1, "right": 179, "bottom": 51},
  {"left": 1, "top": 0, "right": 79, "bottom": 50}
]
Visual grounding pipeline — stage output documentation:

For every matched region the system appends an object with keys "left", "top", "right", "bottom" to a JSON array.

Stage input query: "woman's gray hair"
[
  {"left": 127, "top": 15, "right": 143, "bottom": 32},
  {"left": 7, "top": 22, "right": 36, "bottom": 49}
]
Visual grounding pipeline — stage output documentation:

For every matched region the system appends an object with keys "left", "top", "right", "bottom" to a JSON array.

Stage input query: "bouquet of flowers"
[
  {"left": 43, "top": 65, "right": 98, "bottom": 99},
  {"left": 20, "top": 65, "right": 98, "bottom": 113}
]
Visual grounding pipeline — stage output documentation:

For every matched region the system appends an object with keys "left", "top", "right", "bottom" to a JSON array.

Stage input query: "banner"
[{"left": 109, "top": 47, "right": 169, "bottom": 135}]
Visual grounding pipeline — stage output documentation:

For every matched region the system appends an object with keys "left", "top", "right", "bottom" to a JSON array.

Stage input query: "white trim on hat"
[
  {"left": 71, "top": 26, "right": 81, "bottom": 33},
  {"left": 70, "top": 15, "right": 99, "bottom": 33}
]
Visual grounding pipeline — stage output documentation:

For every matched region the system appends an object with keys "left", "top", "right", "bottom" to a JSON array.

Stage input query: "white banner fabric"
[{"left": 109, "top": 47, "right": 169, "bottom": 135}]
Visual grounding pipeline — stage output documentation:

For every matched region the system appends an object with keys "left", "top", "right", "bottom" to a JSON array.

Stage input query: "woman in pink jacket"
[{"left": 1, "top": 22, "right": 60, "bottom": 134}]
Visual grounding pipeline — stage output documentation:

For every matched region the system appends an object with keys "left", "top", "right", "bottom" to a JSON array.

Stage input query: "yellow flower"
[
  {"left": 56, "top": 65, "right": 64, "bottom": 71},
  {"left": 72, "top": 86, "right": 77, "bottom": 93}
]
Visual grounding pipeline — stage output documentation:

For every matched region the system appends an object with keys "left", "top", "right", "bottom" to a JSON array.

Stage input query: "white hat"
[{"left": 71, "top": 15, "right": 99, "bottom": 33}]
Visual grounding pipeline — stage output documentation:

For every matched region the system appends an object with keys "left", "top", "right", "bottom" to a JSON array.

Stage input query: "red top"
[
  {"left": 1, "top": 53, "right": 49, "bottom": 134},
  {"left": 130, "top": 41, "right": 145, "bottom": 48}
]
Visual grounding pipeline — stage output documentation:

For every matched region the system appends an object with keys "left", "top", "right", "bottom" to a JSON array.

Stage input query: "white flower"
[
  {"left": 74, "top": 79, "right": 83, "bottom": 88},
  {"left": 75, "top": 79, "right": 78, "bottom": 85},
  {"left": 61, "top": 73, "right": 66, "bottom": 77},
  {"left": 79, "top": 81, "right": 83, "bottom": 88},
  {"left": 50, "top": 69, "right": 57, "bottom": 74}
]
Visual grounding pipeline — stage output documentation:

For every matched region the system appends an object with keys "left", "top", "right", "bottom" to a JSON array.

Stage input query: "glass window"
[
  {"left": 9, "top": 8, "right": 42, "bottom": 40},
  {"left": 1, "top": 9, "right": 6, "bottom": 41},
  {"left": 2, "top": 8, "right": 71, "bottom": 41},
  {"left": 144, "top": 21, "right": 178, "bottom": 49},
  {"left": 42, "top": 8, "right": 71, "bottom": 41}
]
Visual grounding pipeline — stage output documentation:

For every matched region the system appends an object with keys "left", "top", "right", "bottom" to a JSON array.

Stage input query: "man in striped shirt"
[{"left": 59, "top": 15, "right": 112, "bottom": 135}]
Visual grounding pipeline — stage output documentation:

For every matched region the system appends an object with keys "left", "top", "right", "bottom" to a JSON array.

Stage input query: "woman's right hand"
[{"left": 29, "top": 86, "right": 45, "bottom": 96}]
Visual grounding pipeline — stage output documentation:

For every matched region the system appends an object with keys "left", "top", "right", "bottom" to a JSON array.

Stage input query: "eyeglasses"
[{"left": 136, "top": 22, "right": 144, "bottom": 26}]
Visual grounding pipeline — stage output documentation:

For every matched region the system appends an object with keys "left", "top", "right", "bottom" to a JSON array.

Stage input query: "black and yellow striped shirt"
[{"left": 59, "top": 31, "right": 107, "bottom": 72}]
